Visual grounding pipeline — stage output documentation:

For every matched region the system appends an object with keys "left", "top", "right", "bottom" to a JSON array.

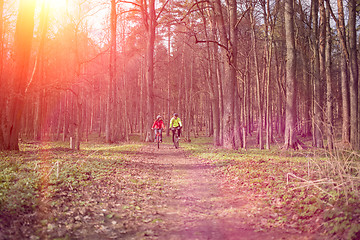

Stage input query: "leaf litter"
[{"left": 0, "top": 142, "right": 326, "bottom": 239}]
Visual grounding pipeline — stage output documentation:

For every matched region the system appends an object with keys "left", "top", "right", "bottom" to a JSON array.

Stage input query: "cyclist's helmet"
[
  {"left": 157, "top": 115, "right": 162, "bottom": 119},
  {"left": 173, "top": 113, "right": 178, "bottom": 117}
]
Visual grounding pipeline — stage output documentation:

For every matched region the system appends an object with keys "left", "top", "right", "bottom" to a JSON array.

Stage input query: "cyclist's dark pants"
[{"left": 172, "top": 127, "right": 181, "bottom": 142}]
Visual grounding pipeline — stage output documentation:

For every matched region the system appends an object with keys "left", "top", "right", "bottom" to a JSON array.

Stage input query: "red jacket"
[{"left": 152, "top": 120, "right": 165, "bottom": 129}]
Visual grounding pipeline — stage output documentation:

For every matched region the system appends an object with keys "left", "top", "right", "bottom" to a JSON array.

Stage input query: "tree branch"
[
  {"left": 324, "top": 0, "right": 349, "bottom": 60},
  {"left": 156, "top": 0, "right": 171, "bottom": 21},
  {"left": 192, "top": 33, "right": 228, "bottom": 52},
  {"left": 116, "top": 0, "right": 141, "bottom": 8},
  {"left": 235, "top": 6, "right": 250, "bottom": 29},
  {"left": 180, "top": 0, "right": 210, "bottom": 22}
]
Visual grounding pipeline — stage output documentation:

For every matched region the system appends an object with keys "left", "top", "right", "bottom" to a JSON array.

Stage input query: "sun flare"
[{"left": 43, "top": 0, "right": 68, "bottom": 12}]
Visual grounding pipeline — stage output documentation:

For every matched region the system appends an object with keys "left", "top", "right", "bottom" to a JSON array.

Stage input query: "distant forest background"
[{"left": 0, "top": 0, "right": 359, "bottom": 151}]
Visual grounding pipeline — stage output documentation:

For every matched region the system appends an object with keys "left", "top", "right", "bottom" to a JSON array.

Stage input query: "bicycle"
[
  {"left": 172, "top": 127, "right": 181, "bottom": 149},
  {"left": 154, "top": 128, "right": 163, "bottom": 149}
]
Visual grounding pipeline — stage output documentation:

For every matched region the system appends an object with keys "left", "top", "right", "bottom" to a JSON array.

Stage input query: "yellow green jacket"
[{"left": 170, "top": 117, "right": 182, "bottom": 128}]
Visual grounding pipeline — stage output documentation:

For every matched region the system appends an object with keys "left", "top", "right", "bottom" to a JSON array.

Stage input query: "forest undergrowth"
[
  {"left": 0, "top": 141, "right": 173, "bottom": 239},
  {"left": 183, "top": 137, "right": 360, "bottom": 240},
  {"left": 0, "top": 136, "right": 359, "bottom": 239}
]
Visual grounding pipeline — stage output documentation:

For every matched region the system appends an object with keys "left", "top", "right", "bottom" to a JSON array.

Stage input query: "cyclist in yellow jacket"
[{"left": 169, "top": 113, "right": 182, "bottom": 142}]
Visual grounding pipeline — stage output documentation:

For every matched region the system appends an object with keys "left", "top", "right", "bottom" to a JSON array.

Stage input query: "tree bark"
[
  {"left": 324, "top": 4, "right": 333, "bottom": 150},
  {"left": 326, "top": 0, "right": 350, "bottom": 144},
  {"left": 167, "top": 26, "right": 171, "bottom": 137},
  {"left": 263, "top": 1, "right": 273, "bottom": 150},
  {"left": 106, "top": 0, "right": 117, "bottom": 143},
  {"left": 142, "top": 0, "right": 156, "bottom": 142},
  {"left": 348, "top": 0, "right": 359, "bottom": 149},
  {"left": 0, "top": 0, "right": 5, "bottom": 149},
  {"left": 223, "top": 0, "right": 237, "bottom": 149},
  {"left": 250, "top": 6, "right": 263, "bottom": 149},
  {"left": 336, "top": 0, "right": 350, "bottom": 144},
  {"left": 213, "top": 0, "right": 236, "bottom": 149},
  {"left": 206, "top": 5, "right": 221, "bottom": 146},
  {"left": 340, "top": 56, "right": 350, "bottom": 143},
  {"left": 312, "top": 0, "right": 323, "bottom": 148},
  {"left": 33, "top": 0, "right": 49, "bottom": 141},
  {"left": 284, "top": 0, "right": 297, "bottom": 149},
  {"left": 2, "top": 0, "right": 36, "bottom": 150}
]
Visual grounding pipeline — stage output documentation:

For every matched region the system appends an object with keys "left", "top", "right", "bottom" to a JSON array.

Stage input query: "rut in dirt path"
[{"left": 139, "top": 144, "right": 315, "bottom": 240}]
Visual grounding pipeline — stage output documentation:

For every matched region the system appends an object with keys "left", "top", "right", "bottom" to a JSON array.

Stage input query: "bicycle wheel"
[
  {"left": 174, "top": 134, "right": 179, "bottom": 149},
  {"left": 157, "top": 134, "right": 160, "bottom": 149}
]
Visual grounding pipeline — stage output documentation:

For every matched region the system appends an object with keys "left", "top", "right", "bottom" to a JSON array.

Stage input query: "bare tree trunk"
[
  {"left": 98, "top": 79, "right": 103, "bottom": 137},
  {"left": 319, "top": 0, "right": 326, "bottom": 110},
  {"left": 245, "top": 58, "right": 251, "bottom": 136},
  {"left": 223, "top": 0, "right": 237, "bottom": 149},
  {"left": 179, "top": 41, "right": 186, "bottom": 116},
  {"left": 83, "top": 93, "right": 89, "bottom": 142},
  {"left": 56, "top": 92, "right": 63, "bottom": 140},
  {"left": 2, "top": 0, "right": 36, "bottom": 150},
  {"left": 74, "top": 86, "right": 82, "bottom": 150},
  {"left": 212, "top": 49, "right": 223, "bottom": 146},
  {"left": 144, "top": 0, "right": 155, "bottom": 142},
  {"left": 336, "top": 0, "right": 350, "bottom": 144},
  {"left": 319, "top": 0, "right": 326, "bottom": 147},
  {"left": 234, "top": 83, "right": 242, "bottom": 149},
  {"left": 324, "top": 5, "right": 333, "bottom": 150},
  {"left": 329, "top": 0, "right": 349, "bottom": 146},
  {"left": 284, "top": 0, "right": 298, "bottom": 149},
  {"left": 298, "top": 0, "right": 312, "bottom": 138},
  {"left": 63, "top": 91, "right": 69, "bottom": 141},
  {"left": 167, "top": 26, "right": 171, "bottom": 137},
  {"left": 326, "top": 0, "right": 350, "bottom": 144},
  {"left": 340, "top": 56, "right": 350, "bottom": 143},
  {"left": 217, "top": 61, "right": 224, "bottom": 143},
  {"left": 250, "top": 6, "right": 263, "bottom": 149},
  {"left": 211, "top": 47, "right": 221, "bottom": 146},
  {"left": 299, "top": 47, "right": 311, "bottom": 137},
  {"left": 32, "top": 0, "right": 49, "bottom": 141},
  {"left": 185, "top": 53, "right": 194, "bottom": 141},
  {"left": 0, "top": 0, "right": 5, "bottom": 149},
  {"left": 265, "top": 59, "right": 271, "bottom": 149},
  {"left": 312, "top": 0, "right": 323, "bottom": 148},
  {"left": 348, "top": 0, "right": 359, "bottom": 149},
  {"left": 213, "top": 0, "right": 231, "bottom": 148},
  {"left": 263, "top": 1, "right": 273, "bottom": 150},
  {"left": 0, "top": 0, "right": 3, "bottom": 78},
  {"left": 106, "top": 0, "right": 117, "bottom": 143},
  {"left": 123, "top": 71, "right": 129, "bottom": 141},
  {"left": 205, "top": 6, "right": 221, "bottom": 145},
  {"left": 276, "top": 55, "right": 286, "bottom": 136}
]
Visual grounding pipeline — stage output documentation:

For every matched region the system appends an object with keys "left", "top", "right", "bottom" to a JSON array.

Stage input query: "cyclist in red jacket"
[{"left": 152, "top": 115, "right": 165, "bottom": 142}]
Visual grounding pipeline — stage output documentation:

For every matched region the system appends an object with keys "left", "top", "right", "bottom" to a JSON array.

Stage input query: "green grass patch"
[
  {"left": 0, "top": 141, "right": 167, "bottom": 239},
  {"left": 1, "top": 137, "right": 359, "bottom": 239},
  {"left": 0, "top": 160, "right": 41, "bottom": 217}
]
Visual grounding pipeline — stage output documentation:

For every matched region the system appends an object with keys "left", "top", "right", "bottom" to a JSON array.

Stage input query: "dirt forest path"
[
  {"left": 1, "top": 142, "right": 325, "bottom": 239},
  {"left": 133, "top": 144, "right": 316, "bottom": 240}
]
